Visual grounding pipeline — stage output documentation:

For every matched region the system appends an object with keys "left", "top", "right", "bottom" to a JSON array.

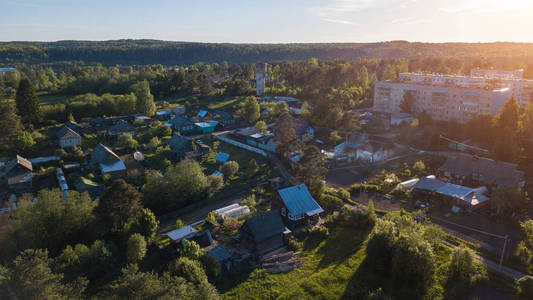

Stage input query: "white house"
[{"left": 56, "top": 126, "right": 82, "bottom": 148}]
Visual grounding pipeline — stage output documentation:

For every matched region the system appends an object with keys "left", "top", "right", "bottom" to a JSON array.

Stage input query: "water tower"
[{"left": 255, "top": 62, "right": 267, "bottom": 96}]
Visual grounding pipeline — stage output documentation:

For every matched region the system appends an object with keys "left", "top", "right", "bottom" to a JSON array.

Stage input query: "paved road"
[{"left": 442, "top": 240, "right": 525, "bottom": 279}]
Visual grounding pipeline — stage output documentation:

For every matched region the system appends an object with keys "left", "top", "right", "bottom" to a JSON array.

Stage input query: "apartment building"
[{"left": 373, "top": 70, "right": 533, "bottom": 123}]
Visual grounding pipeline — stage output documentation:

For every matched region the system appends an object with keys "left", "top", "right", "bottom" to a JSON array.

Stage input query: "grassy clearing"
[
  {"left": 207, "top": 97, "right": 242, "bottom": 110},
  {"left": 38, "top": 93, "right": 72, "bottom": 106},
  {"left": 222, "top": 225, "right": 369, "bottom": 300}
]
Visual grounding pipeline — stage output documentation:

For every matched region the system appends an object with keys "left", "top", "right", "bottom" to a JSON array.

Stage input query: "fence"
[{"left": 213, "top": 133, "right": 267, "bottom": 157}]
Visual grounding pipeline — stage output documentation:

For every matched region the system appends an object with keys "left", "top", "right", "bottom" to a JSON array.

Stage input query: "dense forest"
[{"left": 3, "top": 40, "right": 533, "bottom": 66}]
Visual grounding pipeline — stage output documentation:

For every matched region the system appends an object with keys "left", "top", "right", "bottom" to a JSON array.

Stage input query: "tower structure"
[{"left": 255, "top": 62, "right": 267, "bottom": 96}]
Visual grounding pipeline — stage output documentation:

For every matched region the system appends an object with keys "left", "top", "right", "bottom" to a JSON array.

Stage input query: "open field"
[{"left": 38, "top": 93, "right": 72, "bottom": 106}]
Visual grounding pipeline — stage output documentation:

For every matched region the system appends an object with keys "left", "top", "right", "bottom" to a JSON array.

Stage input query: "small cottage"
[
  {"left": 4, "top": 155, "right": 33, "bottom": 189},
  {"left": 90, "top": 144, "right": 127, "bottom": 177},
  {"left": 56, "top": 126, "right": 82, "bottom": 148},
  {"left": 271, "top": 184, "right": 324, "bottom": 226},
  {"left": 239, "top": 211, "right": 285, "bottom": 255}
]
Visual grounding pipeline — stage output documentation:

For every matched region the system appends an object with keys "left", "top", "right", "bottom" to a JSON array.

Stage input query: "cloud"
[
  {"left": 323, "top": 18, "right": 357, "bottom": 25},
  {"left": 440, "top": 0, "right": 533, "bottom": 14},
  {"left": 391, "top": 17, "right": 428, "bottom": 25},
  {"left": 309, "top": 0, "right": 377, "bottom": 24}
]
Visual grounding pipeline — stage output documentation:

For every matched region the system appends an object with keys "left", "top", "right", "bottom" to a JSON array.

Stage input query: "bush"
[
  {"left": 221, "top": 161, "right": 239, "bottom": 178},
  {"left": 318, "top": 194, "right": 343, "bottom": 211},
  {"left": 126, "top": 234, "right": 147, "bottom": 263},
  {"left": 287, "top": 236, "right": 303, "bottom": 251},
  {"left": 168, "top": 257, "right": 207, "bottom": 285}
]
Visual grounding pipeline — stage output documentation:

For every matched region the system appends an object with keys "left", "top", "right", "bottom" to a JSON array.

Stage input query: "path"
[
  {"left": 268, "top": 154, "right": 297, "bottom": 185},
  {"left": 442, "top": 240, "right": 525, "bottom": 279}
]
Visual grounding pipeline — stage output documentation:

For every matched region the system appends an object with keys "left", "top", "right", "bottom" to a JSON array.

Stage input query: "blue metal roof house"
[{"left": 272, "top": 184, "right": 324, "bottom": 226}]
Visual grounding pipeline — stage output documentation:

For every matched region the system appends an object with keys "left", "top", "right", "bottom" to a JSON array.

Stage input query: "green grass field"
[
  {"left": 222, "top": 225, "right": 370, "bottom": 300},
  {"left": 37, "top": 93, "right": 72, "bottom": 106}
]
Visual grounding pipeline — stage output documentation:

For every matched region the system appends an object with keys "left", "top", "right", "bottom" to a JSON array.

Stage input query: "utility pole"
[{"left": 499, "top": 235, "right": 509, "bottom": 271}]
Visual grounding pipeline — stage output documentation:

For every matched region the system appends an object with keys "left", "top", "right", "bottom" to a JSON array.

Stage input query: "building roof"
[
  {"left": 90, "top": 143, "right": 122, "bottom": 165},
  {"left": 439, "top": 153, "right": 524, "bottom": 187},
  {"left": 195, "top": 121, "right": 218, "bottom": 128},
  {"left": 413, "top": 177, "right": 446, "bottom": 193},
  {"left": 56, "top": 126, "right": 81, "bottom": 139},
  {"left": 74, "top": 177, "right": 99, "bottom": 189},
  {"left": 197, "top": 110, "right": 208, "bottom": 118},
  {"left": 233, "top": 126, "right": 259, "bottom": 137},
  {"left": 242, "top": 211, "right": 285, "bottom": 243},
  {"left": 170, "top": 116, "right": 193, "bottom": 127},
  {"left": 167, "top": 134, "right": 191, "bottom": 152},
  {"left": 5, "top": 155, "right": 32, "bottom": 174},
  {"left": 208, "top": 245, "right": 232, "bottom": 262},
  {"left": 215, "top": 152, "right": 230, "bottom": 163},
  {"left": 292, "top": 118, "right": 312, "bottom": 136},
  {"left": 277, "top": 184, "right": 324, "bottom": 217},
  {"left": 165, "top": 225, "right": 197, "bottom": 241},
  {"left": 107, "top": 120, "right": 132, "bottom": 135}
]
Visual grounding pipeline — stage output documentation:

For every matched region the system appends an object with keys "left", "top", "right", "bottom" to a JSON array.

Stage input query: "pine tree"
[
  {"left": 0, "top": 100, "right": 22, "bottom": 142},
  {"left": 132, "top": 80, "right": 156, "bottom": 117},
  {"left": 15, "top": 78, "right": 41, "bottom": 124}
]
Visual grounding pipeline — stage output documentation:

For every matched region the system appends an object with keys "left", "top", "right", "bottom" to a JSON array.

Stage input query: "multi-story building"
[{"left": 373, "top": 70, "right": 533, "bottom": 123}]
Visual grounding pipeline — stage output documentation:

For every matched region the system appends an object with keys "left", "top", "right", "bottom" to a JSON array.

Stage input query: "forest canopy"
[{"left": 3, "top": 40, "right": 533, "bottom": 66}]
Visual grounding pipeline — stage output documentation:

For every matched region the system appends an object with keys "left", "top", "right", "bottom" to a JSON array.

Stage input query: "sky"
[{"left": 1, "top": 0, "right": 533, "bottom": 43}]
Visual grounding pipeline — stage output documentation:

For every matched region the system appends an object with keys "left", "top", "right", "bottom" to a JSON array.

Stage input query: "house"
[
  {"left": 390, "top": 113, "right": 414, "bottom": 126},
  {"left": 288, "top": 152, "right": 303, "bottom": 169},
  {"left": 195, "top": 121, "right": 219, "bottom": 133},
  {"left": 334, "top": 133, "right": 368, "bottom": 163},
  {"left": 4, "top": 155, "right": 32, "bottom": 189},
  {"left": 355, "top": 136, "right": 394, "bottom": 163},
  {"left": 165, "top": 225, "right": 197, "bottom": 243},
  {"left": 215, "top": 152, "right": 230, "bottom": 163},
  {"left": 438, "top": 153, "right": 525, "bottom": 189},
  {"left": 169, "top": 116, "right": 195, "bottom": 134},
  {"left": 239, "top": 211, "right": 286, "bottom": 255},
  {"left": 65, "top": 120, "right": 82, "bottom": 132},
  {"left": 56, "top": 126, "right": 82, "bottom": 149},
  {"left": 107, "top": 119, "right": 134, "bottom": 137},
  {"left": 207, "top": 245, "right": 233, "bottom": 271},
  {"left": 271, "top": 184, "right": 324, "bottom": 226},
  {"left": 213, "top": 111, "right": 237, "bottom": 127},
  {"left": 411, "top": 176, "right": 489, "bottom": 210},
  {"left": 246, "top": 132, "right": 277, "bottom": 152},
  {"left": 171, "top": 106, "right": 186, "bottom": 115},
  {"left": 74, "top": 177, "right": 105, "bottom": 199},
  {"left": 195, "top": 110, "right": 211, "bottom": 122},
  {"left": 134, "top": 115, "right": 152, "bottom": 125},
  {"left": 90, "top": 144, "right": 127, "bottom": 177},
  {"left": 90, "top": 117, "right": 111, "bottom": 128},
  {"left": 167, "top": 134, "right": 192, "bottom": 159},
  {"left": 292, "top": 118, "right": 314, "bottom": 142},
  {"left": 155, "top": 110, "right": 172, "bottom": 121}
]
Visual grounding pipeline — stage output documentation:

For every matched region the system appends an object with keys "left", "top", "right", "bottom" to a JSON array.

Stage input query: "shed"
[{"left": 215, "top": 152, "right": 230, "bottom": 163}]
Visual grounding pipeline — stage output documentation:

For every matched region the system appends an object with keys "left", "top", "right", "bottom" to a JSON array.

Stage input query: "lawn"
[
  {"left": 38, "top": 93, "right": 72, "bottom": 106},
  {"left": 207, "top": 97, "right": 242, "bottom": 110},
  {"left": 222, "top": 224, "right": 370, "bottom": 300}
]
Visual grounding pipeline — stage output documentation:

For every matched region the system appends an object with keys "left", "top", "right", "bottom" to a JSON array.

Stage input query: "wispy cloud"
[
  {"left": 440, "top": 0, "right": 533, "bottom": 14},
  {"left": 391, "top": 17, "right": 428, "bottom": 25},
  {"left": 323, "top": 18, "right": 357, "bottom": 25},
  {"left": 309, "top": 0, "right": 377, "bottom": 25}
]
